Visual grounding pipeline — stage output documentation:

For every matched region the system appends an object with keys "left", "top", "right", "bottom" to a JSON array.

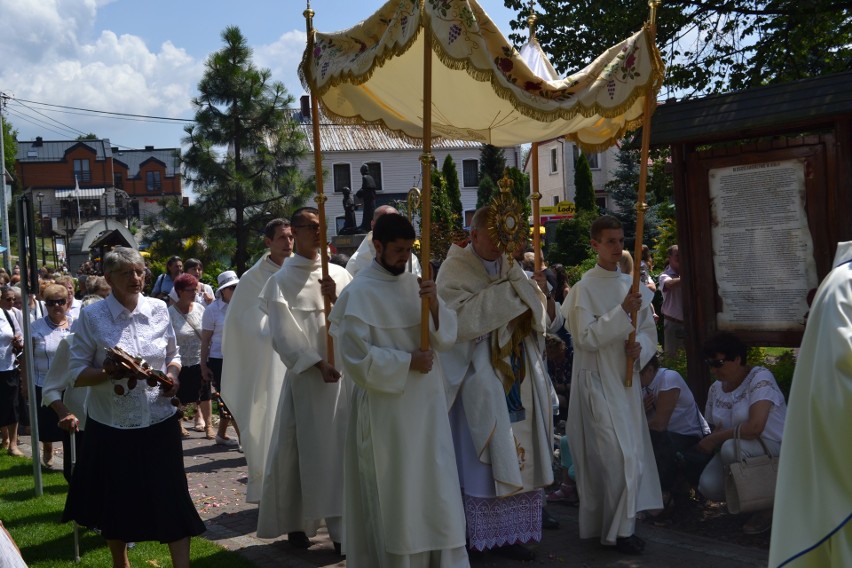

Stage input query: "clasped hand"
[{"left": 410, "top": 348, "right": 435, "bottom": 374}]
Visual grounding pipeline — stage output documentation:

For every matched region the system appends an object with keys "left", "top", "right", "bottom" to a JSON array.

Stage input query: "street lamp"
[{"left": 36, "top": 192, "right": 46, "bottom": 268}]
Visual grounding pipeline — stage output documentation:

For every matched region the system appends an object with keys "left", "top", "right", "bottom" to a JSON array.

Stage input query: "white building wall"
[
  {"left": 299, "top": 146, "right": 520, "bottom": 240},
  {"left": 527, "top": 139, "right": 620, "bottom": 211}
]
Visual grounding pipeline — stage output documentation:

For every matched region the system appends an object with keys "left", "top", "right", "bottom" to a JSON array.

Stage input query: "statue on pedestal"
[
  {"left": 355, "top": 163, "right": 377, "bottom": 232},
  {"left": 339, "top": 187, "right": 359, "bottom": 235}
]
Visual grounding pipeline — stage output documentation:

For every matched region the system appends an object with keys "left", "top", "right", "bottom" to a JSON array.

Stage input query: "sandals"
[
  {"left": 180, "top": 426, "right": 192, "bottom": 438},
  {"left": 547, "top": 483, "right": 579, "bottom": 505},
  {"left": 205, "top": 425, "right": 216, "bottom": 440}
]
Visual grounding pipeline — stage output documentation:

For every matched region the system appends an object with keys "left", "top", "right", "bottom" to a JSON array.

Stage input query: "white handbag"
[{"left": 724, "top": 424, "right": 779, "bottom": 514}]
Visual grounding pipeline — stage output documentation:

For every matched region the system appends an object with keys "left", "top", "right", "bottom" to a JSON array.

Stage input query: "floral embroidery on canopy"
[{"left": 300, "top": 0, "right": 664, "bottom": 151}]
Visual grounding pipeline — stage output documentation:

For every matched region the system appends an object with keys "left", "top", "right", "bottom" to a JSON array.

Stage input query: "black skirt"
[
  {"left": 0, "top": 369, "right": 19, "bottom": 426},
  {"left": 175, "top": 364, "right": 210, "bottom": 405},
  {"left": 35, "top": 386, "right": 65, "bottom": 442},
  {"left": 62, "top": 413, "right": 206, "bottom": 543}
]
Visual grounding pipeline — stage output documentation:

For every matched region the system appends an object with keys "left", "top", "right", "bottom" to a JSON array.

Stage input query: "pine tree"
[
  {"left": 605, "top": 145, "right": 669, "bottom": 252},
  {"left": 442, "top": 154, "right": 463, "bottom": 229},
  {"left": 178, "top": 26, "right": 311, "bottom": 273},
  {"left": 574, "top": 153, "right": 596, "bottom": 212}
]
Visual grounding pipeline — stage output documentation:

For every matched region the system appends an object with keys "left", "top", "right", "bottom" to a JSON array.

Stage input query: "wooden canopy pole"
[
  {"left": 305, "top": 3, "right": 334, "bottom": 365},
  {"left": 625, "top": 0, "right": 661, "bottom": 387},
  {"left": 528, "top": 6, "right": 543, "bottom": 273},
  {"left": 419, "top": 0, "right": 433, "bottom": 350},
  {"left": 531, "top": 142, "right": 542, "bottom": 272}
]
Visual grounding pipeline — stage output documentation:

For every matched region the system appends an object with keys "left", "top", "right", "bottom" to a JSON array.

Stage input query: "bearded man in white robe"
[
  {"left": 256, "top": 207, "right": 352, "bottom": 550},
  {"left": 561, "top": 215, "right": 661, "bottom": 555},
  {"left": 769, "top": 241, "right": 852, "bottom": 568},
  {"left": 330, "top": 213, "right": 469, "bottom": 568},
  {"left": 346, "top": 204, "right": 421, "bottom": 278},
  {"left": 221, "top": 218, "right": 293, "bottom": 504},
  {"left": 437, "top": 207, "right": 558, "bottom": 561}
]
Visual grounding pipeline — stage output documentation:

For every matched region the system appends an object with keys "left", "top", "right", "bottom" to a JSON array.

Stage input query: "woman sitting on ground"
[
  {"left": 640, "top": 354, "right": 710, "bottom": 512},
  {"left": 697, "top": 332, "right": 787, "bottom": 535}
]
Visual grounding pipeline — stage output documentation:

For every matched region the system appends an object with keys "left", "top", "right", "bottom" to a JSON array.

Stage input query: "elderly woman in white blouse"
[
  {"left": 23, "top": 284, "right": 73, "bottom": 468},
  {"left": 62, "top": 247, "right": 204, "bottom": 568},
  {"left": 697, "top": 332, "right": 787, "bottom": 536}
]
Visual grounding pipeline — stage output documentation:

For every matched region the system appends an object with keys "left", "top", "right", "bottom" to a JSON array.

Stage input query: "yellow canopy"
[{"left": 301, "top": 0, "right": 664, "bottom": 151}]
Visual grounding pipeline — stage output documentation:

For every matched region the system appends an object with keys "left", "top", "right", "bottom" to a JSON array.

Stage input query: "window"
[
  {"left": 553, "top": 196, "right": 559, "bottom": 206},
  {"left": 73, "top": 159, "right": 91, "bottom": 182},
  {"left": 585, "top": 152, "right": 600, "bottom": 169},
  {"left": 146, "top": 171, "right": 161, "bottom": 191},
  {"left": 550, "top": 148, "right": 558, "bottom": 173},
  {"left": 113, "top": 173, "right": 123, "bottom": 189},
  {"left": 462, "top": 159, "right": 479, "bottom": 188},
  {"left": 333, "top": 163, "right": 351, "bottom": 193}
]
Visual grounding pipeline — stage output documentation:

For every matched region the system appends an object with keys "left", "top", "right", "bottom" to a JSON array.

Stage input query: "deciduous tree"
[{"left": 505, "top": 0, "right": 852, "bottom": 97}]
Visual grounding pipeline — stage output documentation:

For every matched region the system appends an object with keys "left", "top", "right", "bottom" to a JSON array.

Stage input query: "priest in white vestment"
[
  {"left": 346, "top": 205, "right": 422, "bottom": 278},
  {"left": 221, "top": 218, "right": 293, "bottom": 503},
  {"left": 561, "top": 216, "right": 661, "bottom": 554},
  {"left": 330, "top": 213, "right": 469, "bottom": 568},
  {"left": 256, "top": 208, "right": 352, "bottom": 548},
  {"left": 769, "top": 242, "right": 852, "bottom": 568},
  {"left": 437, "top": 207, "right": 558, "bottom": 560}
]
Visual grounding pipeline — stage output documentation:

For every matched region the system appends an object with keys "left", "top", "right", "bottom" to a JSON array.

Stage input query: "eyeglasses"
[
  {"left": 45, "top": 298, "right": 67, "bottom": 307},
  {"left": 293, "top": 223, "right": 321, "bottom": 231},
  {"left": 704, "top": 358, "right": 728, "bottom": 368}
]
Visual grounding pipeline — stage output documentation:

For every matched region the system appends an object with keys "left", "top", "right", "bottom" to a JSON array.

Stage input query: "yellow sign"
[{"left": 540, "top": 201, "right": 576, "bottom": 216}]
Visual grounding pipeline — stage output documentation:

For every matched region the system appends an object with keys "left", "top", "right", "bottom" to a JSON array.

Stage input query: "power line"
[
  {"left": 10, "top": 96, "right": 194, "bottom": 123},
  {"left": 13, "top": 100, "right": 90, "bottom": 139}
]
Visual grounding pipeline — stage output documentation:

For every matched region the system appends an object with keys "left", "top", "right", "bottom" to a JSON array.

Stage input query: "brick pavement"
[{"left": 23, "top": 424, "right": 770, "bottom": 568}]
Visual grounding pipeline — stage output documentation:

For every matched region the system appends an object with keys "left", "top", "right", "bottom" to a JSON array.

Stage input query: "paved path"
[{"left": 24, "top": 425, "right": 770, "bottom": 568}]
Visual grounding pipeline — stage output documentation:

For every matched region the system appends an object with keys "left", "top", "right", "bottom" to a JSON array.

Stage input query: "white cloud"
[
  {"left": 255, "top": 29, "right": 309, "bottom": 96},
  {"left": 0, "top": 0, "right": 201, "bottom": 147},
  {"left": 1, "top": 1, "right": 308, "bottom": 149}
]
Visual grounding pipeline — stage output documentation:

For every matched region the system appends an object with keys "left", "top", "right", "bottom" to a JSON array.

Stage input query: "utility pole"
[{"left": 0, "top": 93, "right": 10, "bottom": 272}]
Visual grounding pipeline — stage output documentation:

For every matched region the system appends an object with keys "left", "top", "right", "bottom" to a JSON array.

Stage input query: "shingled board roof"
[
  {"left": 290, "top": 109, "right": 483, "bottom": 152},
  {"left": 649, "top": 71, "right": 852, "bottom": 146}
]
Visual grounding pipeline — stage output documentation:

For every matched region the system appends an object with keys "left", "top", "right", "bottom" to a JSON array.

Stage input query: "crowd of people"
[{"left": 8, "top": 207, "right": 847, "bottom": 568}]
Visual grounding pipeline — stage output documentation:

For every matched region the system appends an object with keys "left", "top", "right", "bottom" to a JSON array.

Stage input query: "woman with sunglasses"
[
  {"left": 21, "top": 284, "right": 72, "bottom": 467},
  {"left": 697, "top": 331, "right": 787, "bottom": 535}
]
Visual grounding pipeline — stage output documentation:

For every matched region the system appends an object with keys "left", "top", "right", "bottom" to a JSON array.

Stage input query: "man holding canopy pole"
[
  {"left": 437, "top": 206, "right": 559, "bottom": 561},
  {"left": 330, "top": 212, "right": 468, "bottom": 567},
  {"left": 256, "top": 207, "right": 351, "bottom": 549},
  {"left": 561, "top": 215, "right": 661, "bottom": 555}
]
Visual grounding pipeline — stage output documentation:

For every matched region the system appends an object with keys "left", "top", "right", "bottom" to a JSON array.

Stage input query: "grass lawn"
[{"left": 0, "top": 454, "right": 257, "bottom": 567}]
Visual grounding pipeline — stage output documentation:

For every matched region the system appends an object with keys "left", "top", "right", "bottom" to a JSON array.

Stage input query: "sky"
[{"left": 0, "top": 0, "right": 522, "bottom": 152}]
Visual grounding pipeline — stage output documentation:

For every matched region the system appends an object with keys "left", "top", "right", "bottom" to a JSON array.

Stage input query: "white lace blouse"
[
  {"left": 705, "top": 366, "right": 787, "bottom": 443},
  {"left": 69, "top": 294, "right": 180, "bottom": 429},
  {"left": 169, "top": 304, "right": 204, "bottom": 367},
  {"left": 30, "top": 316, "right": 72, "bottom": 387}
]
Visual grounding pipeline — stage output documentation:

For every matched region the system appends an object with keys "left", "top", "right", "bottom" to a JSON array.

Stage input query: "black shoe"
[
  {"left": 493, "top": 543, "right": 536, "bottom": 561},
  {"left": 333, "top": 541, "right": 342, "bottom": 555},
  {"left": 287, "top": 531, "right": 312, "bottom": 549},
  {"left": 542, "top": 507, "right": 560, "bottom": 530},
  {"left": 614, "top": 535, "right": 645, "bottom": 555}
]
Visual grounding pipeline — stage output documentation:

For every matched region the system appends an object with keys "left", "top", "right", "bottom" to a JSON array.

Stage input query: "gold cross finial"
[{"left": 527, "top": 0, "right": 537, "bottom": 41}]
